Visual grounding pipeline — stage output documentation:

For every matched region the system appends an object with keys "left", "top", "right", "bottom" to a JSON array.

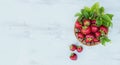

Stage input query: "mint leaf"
[
  {"left": 96, "top": 17, "right": 102, "bottom": 26},
  {"left": 99, "top": 7, "right": 104, "bottom": 15},
  {"left": 89, "top": 10, "right": 94, "bottom": 19},
  {"left": 106, "top": 14, "right": 113, "bottom": 20},
  {"left": 81, "top": 9, "right": 89, "bottom": 19},
  {"left": 102, "top": 20, "right": 110, "bottom": 27},
  {"left": 105, "top": 37, "right": 111, "bottom": 42},
  {"left": 101, "top": 14, "right": 113, "bottom": 27},
  {"left": 101, "top": 39, "right": 106, "bottom": 46},
  {"left": 100, "top": 36, "right": 106, "bottom": 45},
  {"left": 102, "top": 14, "right": 111, "bottom": 22},
  {"left": 110, "top": 21, "right": 113, "bottom": 27},
  {"left": 84, "top": 6, "right": 91, "bottom": 12},
  {"left": 100, "top": 36, "right": 111, "bottom": 46},
  {"left": 75, "top": 12, "right": 81, "bottom": 17},
  {"left": 91, "top": 2, "right": 100, "bottom": 16},
  {"left": 77, "top": 14, "right": 83, "bottom": 22},
  {"left": 91, "top": 2, "right": 99, "bottom": 12}
]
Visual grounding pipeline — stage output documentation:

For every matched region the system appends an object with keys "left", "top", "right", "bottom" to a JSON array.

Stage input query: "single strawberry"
[
  {"left": 75, "top": 20, "right": 82, "bottom": 30},
  {"left": 86, "top": 34, "right": 94, "bottom": 39},
  {"left": 83, "top": 19, "right": 91, "bottom": 26},
  {"left": 91, "top": 20, "right": 96, "bottom": 24},
  {"left": 93, "top": 38, "right": 99, "bottom": 42},
  {"left": 81, "top": 26, "right": 91, "bottom": 35},
  {"left": 77, "top": 32, "right": 84, "bottom": 39},
  {"left": 77, "top": 46, "right": 83, "bottom": 53},
  {"left": 85, "top": 34, "right": 94, "bottom": 43},
  {"left": 100, "top": 25, "right": 108, "bottom": 34},
  {"left": 91, "top": 25, "right": 99, "bottom": 33},
  {"left": 70, "top": 53, "right": 77, "bottom": 60},
  {"left": 70, "top": 44, "right": 77, "bottom": 51},
  {"left": 95, "top": 31, "right": 101, "bottom": 37},
  {"left": 85, "top": 38, "right": 92, "bottom": 43}
]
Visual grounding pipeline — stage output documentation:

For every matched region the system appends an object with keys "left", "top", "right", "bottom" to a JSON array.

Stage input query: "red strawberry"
[
  {"left": 83, "top": 19, "right": 91, "bottom": 26},
  {"left": 100, "top": 25, "right": 108, "bottom": 34},
  {"left": 70, "top": 53, "right": 77, "bottom": 60},
  {"left": 70, "top": 44, "right": 77, "bottom": 51},
  {"left": 81, "top": 26, "right": 91, "bottom": 35},
  {"left": 77, "top": 32, "right": 84, "bottom": 39},
  {"left": 91, "top": 20, "right": 96, "bottom": 24},
  {"left": 75, "top": 21, "right": 82, "bottom": 30},
  {"left": 85, "top": 38, "right": 92, "bottom": 43},
  {"left": 91, "top": 25, "right": 98, "bottom": 33},
  {"left": 85, "top": 34, "right": 94, "bottom": 43},
  {"left": 95, "top": 31, "right": 101, "bottom": 37},
  {"left": 77, "top": 46, "right": 83, "bottom": 53},
  {"left": 93, "top": 38, "right": 99, "bottom": 42},
  {"left": 86, "top": 34, "right": 94, "bottom": 39}
]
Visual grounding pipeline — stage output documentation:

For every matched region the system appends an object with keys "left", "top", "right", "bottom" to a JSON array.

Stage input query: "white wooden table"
[{"left": 0, "top": 0, "right": 120, "bottom": 65}]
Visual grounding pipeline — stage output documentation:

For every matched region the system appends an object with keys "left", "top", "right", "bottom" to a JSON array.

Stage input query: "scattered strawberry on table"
[
  {"left": 70, "top": 53, "right": 77, "bottom": 60},
  {"left": 69, "top": 44, "right": 83, "bottom": 61},
  {"left": 74, "top": 2, "right": 113, "bottom": 46},
  {"left": 76, "top": 46, "right": 83, "bottom": 53},
  {"left": 70, "top": 44, "right": 77, "bottom": 51}
]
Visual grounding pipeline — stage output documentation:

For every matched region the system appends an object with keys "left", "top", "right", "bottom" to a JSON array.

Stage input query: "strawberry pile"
[{"left": 74, "top": 2, "right": 113, "bottom": 46}]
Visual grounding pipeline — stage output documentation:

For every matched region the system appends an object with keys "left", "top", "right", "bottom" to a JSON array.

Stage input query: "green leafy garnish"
[
  {"left": 100, "top": 36, "right": 111, "bottom": 46},
  {"left": 75, "top": 2, "right": 113, "bottom": 27},
  {"left": 106, "top": 14, "right": 114, "bottom": 20}
]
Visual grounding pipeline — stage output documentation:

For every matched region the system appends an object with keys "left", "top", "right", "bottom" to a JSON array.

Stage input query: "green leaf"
[
  {"left": 77, "top": 14, "right": 83, "bottom": 22},
  {"left": 102, "top": 14, "right": 111, "bottom": 22},
  {"left": 105, "top": 37, "right": 111, "bottom": 42},
  {"left": 75, "top": 12, "right": 81, "bottom": 17},
  {"left": 99, "top": 7, "right": 104, "bottom": 15},
  {"left": 106, "top": 14, "right": 113, "bottom": 20},
  {"left": 91, "top": 2, "right": 99, "bottom": 12},
  {"left": 89, "top": 11, "right": 94, "bottom": 19},
  {"left": 102, "top": 20, "right": 110, "bottom": 27},
  {"left": 110, "top": 21, "right": 113, "bottom": 27},
  {"left": 101, "top": 39, "right": 106, "bottom": 46},
  {"left": 96, "top": 17, "right": 102, "bottom": 26},
  {"left": 81, "top": 9, "right": 89, "bottom": 19},
  {"left": 84, "top": 6, "right": 91, "bottom": 12},
  {"left": 91, "top": 2, "right": 100, "bottom": 16},
  {"left": 78, "top": 16, "right": 83, "bottom": 22},
  {"left": 100, "top": 36, "right": 111, "bottom": 46},
  {"left": 101, "top": 14, "right": 113, "bottom": 27},
  {"left": 100, "top": 37, "right": 106, "bottom": 45}
]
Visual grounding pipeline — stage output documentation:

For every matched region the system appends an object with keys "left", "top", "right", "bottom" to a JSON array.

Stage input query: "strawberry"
[
  {"left": 95, "top": 31, "right": 101, "bottom": 37},
  {"left": 93, "top": 38, "right": 99, "bottom": 42},
  {"left": 77, "top": 32, "right": 84, "bottom": 39},
  {"left": 70, "top": 44, "right": 77, "bottom": 51},
  {"left": 75, "top": 21, "right": 82, "bottom": 30},
  {"left": 91, "top": 20, "right": 96, "bottom": 24},
  {"left": 85, "top": 34, "right": 94, "bottom": 43},
  {"left": 85, "top": 38, "right": 92, "bottom": 43},
  {"left": 91, "top": 25, "right": 98, "bottom": 33},
  {"left": 81, "top": 26, "right": 91, "bottom": 35},
  {"left": 70, "top": 53, "right": 77, "bottom": 60},
  {"left": 77, "top": 46, "right": 83, "bottom": 53},
  {"left": 83, "top": 19, "right": 91, "bottom": 26},
  {"left": 100, "top": 25, "right": 108, "bottom": 34}
]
